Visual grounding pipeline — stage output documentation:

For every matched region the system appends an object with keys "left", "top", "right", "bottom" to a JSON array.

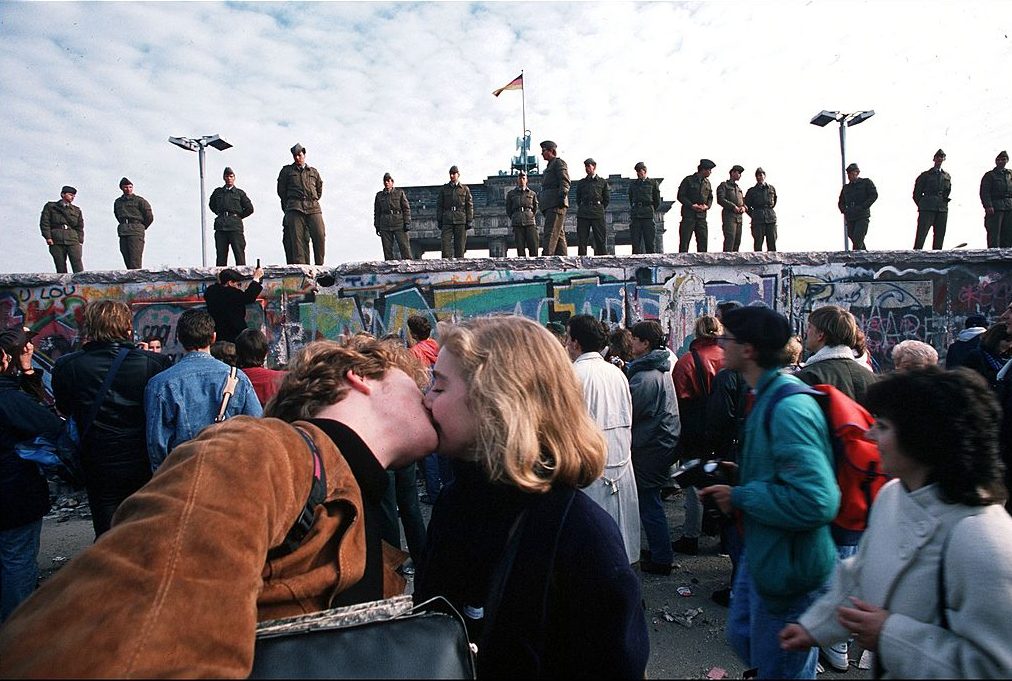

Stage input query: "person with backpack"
[
  {"left": 671, "top": 314, "right": 724, "bottom": 555},
  {"left": 797, "top": 305, "right": 876, "bottom": 404},
  {"left": 700, "top": 306, "right": 840, "bottom": 679},
  {"left": 781, "top": 367, "right": 1012, "bottom": 678}
]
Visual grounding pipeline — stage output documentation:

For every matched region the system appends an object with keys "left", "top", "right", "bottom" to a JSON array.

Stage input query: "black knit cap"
[{"left": 721, "top": 306, "right": 790, "bottom": 353}]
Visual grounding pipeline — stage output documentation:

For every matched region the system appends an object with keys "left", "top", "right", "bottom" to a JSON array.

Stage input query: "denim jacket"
[{"left": 144, "top": 351, "right": 262, "bottom": 469}]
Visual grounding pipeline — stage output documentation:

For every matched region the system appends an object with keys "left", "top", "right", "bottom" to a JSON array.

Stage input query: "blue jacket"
[
  {"left": 731, "top": 369, "right": 840, "bottom": 609},
  {"left": 144, "top": 351, "right": 262, "bottom": 469},
  {"left": 627, "top": 349, "right": 680, "bottom": 488}
]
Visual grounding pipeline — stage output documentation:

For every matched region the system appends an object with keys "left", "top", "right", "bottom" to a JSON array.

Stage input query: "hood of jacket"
[
  {"left": 628, "top": 348, "right": 671, "bottom": 376},
  {"left": 957, "top": 327, "right": 986, "bottom": 342}
]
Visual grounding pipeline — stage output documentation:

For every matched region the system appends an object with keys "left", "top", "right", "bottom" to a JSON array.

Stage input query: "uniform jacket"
[
  {"left": 437, "top": 182, "right": 474, "bottom": 227},
  {"left": 730, "top": 369, "right": 839, "bottom": 610},
  {"left": 979, "top": 166, "right": 1012, "bottom": 211},
  {"left": 575, "top": 174, "right": 610, "bottom": 219},
  {"left": 415, "top": 462, "right": 649, "bottom": 679},
  {"left": 208, "top": 185, "right": 254, "bottom": 231},
  {"left": 505, "top": 187, "right": 539, "bottom": 227},
  {"left": 838, "top": 178, "right": 878, "bottom": 221},
  {"left": 113, "top": 194, "right": 154, "bottom": 237},
  {"left": 677, "top": 173, "right": 713, "bottom": 218},
  {"left": 277, "top": 163, "right": 323, "bottom": 214},
  {"left": 715, "top": 180, "right": 744, "bottom": 217},
  {"left": 373, "top": 188, "right": 411, "bottom": 231},
  {"left": 797, "top": 344, "right": 877, "bottom": 405},
  {"left": 628, "top": 177, "right": 660, "bottom": 220},
  {"left": 626, "top": 349, "right": 680, "bottom": 488},
  {"left": 798, "top": 480, "right": 1012, "bottom": 679},
  {"left": 912, "top": 167, "right": 952, "bottom": 212},
  {"left": 572, "top": 351, "right": 639, "bottom": 563},
  {"left": 539, "top": 157, "right": 570, "bottom": 211},
  {"left": 0, "top": 417, "right": 376, "bottom": 678},
  {"left": 40, "top": 200, "right": 84, "bottom": 245},
  {"left": 203, "top": 279, "right": 263, "bottom": 343},
  {"left": 744, "top": 182, "right": 778, "bottom": 223}
]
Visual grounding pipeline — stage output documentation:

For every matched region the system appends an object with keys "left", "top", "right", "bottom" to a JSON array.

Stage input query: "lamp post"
[
  {"left": 810, "top": 110, "right": 875, "bottom": 251},
  {"left": 168, "top": 134, "right": 233, "bottom": 267}
]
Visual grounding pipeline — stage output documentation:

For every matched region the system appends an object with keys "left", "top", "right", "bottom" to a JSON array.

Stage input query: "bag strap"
[
  {"left": 79, "top": 346, "right": 131, "bottom": 441},
  {"left": 690, "top": 348, "right": 710, "bottom": 399},
  {"left": 267, "top": 425, "right": 328, "bottom": 560},
  {"left": 214, "top": 366, "right": 239, "bottom": 423}
]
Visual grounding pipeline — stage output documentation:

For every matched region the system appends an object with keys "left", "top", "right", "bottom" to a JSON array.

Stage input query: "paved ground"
[{"left": 34, "top": 487, "right": 871, "bottom": 679}]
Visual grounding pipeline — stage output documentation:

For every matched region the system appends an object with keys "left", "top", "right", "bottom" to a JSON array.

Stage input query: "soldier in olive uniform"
[
  {"left": 980, "top": 150, "right": 1012, "bottom": 248},
  {"left": 575, "top": 158, "right": 610, "bottom": 255},
  {"left": 676, "top": 159, "right": 715, "bottom": 253},
  {"left": 505, "top": 170, "right": 540, "bottom": 257},
  {"left": 539, "top": 140, "right": 570, "bottom": 256},
  {"left": 911, "top": 149, "right": 951, "bottom": 250},
  {"left": 208, "top": 167, "right": 254, "bottom": 266},
  {"left": 744, "top": 167, "right": 778, "bottom": 251},
  {"left": 40, "top": 185, "right": 85, "bottom": 273},
  {"left": 837, "top": 163, "right": 878, "bottom": 250},
  {"left": 277, "top": 143, "right": 326, "bottom": 265},
  {"left": 628, "top": 161, "right": 661, "bottom": 254},
  {"left": 716, "top": 165, "right": 746, "bottom": 252},
  {"left": 113, "top": 177, "right": 154, "bottom": 270},
  {"left": 437, "top": 165, "right": 473, "bottom": 259},
  {"left": 373, "top": 172, "right": 413, "bottom": 260}
]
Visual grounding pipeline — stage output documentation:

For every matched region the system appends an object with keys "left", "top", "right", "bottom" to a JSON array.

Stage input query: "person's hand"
[
  {"left": 137, "top": 340, "right": 149, "bottom": 351},
  {"left": 17, "top": 341, "right": 34, "bottom": 372},
  {"left": 253, "top": 266, "right": 264, "bottom": 282},
  {"left": 986, "top": 206, "right": 995, "bottom": 216},
  {"left": 46, "top": 238, "right": 54, "bottom": 245},
  {"left": 698, "top": 484, "right": 733, "bottom": 514},
  {"left": 779, "top": 623, "right": 817, "bottom": 651},
  {"left": 836, "top": 597, "right": 888, "bottom": 652}
]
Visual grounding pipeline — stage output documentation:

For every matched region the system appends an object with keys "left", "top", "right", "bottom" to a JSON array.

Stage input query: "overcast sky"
[{"left": 2, "top": 0, "right": 1010, "bottom": 273}]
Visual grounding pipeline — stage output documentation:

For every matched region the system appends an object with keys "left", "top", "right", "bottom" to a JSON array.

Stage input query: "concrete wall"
[{"left": 3, "top": 250, "right": 1010, "bottom": 380}]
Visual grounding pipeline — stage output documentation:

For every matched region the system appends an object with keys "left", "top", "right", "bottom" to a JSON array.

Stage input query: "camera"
[{"left": 663, "top": 459, "right": 732, "bottom": 536}]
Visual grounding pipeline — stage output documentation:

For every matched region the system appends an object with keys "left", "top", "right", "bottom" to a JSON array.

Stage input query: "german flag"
[{"left": 492, "top": 73, "right": 523, "bottom": 97}]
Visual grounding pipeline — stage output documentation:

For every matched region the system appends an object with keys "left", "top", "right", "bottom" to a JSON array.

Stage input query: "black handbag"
[{"left": 249, "top": 595, "right": 476, "bottom": 679}]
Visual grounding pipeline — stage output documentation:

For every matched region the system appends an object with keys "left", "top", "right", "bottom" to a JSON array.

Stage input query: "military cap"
[
  {"left": 222, "top": 167, "right": 235, "bottom": 178},
  {"left": 449, "top": 165, "right": 460, "bottom": 175},
  {"left": 997, "top": 150, "right": 1009, "bottom": 161},
  {"left": 934, "top": 149, "right": 946, "bottom": 159},
  {"left": 755, "top": 167, "right": 766, "bottom": 175},
  {"left": 846, "top": 163, "right": 860, "bottom": 172},
  {"left": 383, "top": 172, "right": 393, "bottom": 182},
  {"left": 634, "top": 161, "right": 647, "bottom": 171},
  {"left": 119, "top": 177, "right": 132, "bottom": 188},
  {"left": 731, "top": 164, "right": 745, "bottom": 173},
  {"left": 290, "top": 143, "right": 306, "bottom": 156},
  {"left": 699, "top": 159, "right": 716, "bottom": 170},
  {"left": 584, "top": 158, "right": 597, "bottom": 167},
  {"left": 61, "top": 185, "right": 77, "bottom": 195},
  {"left": 540, "top": 140, "right": 557, "bottom": 151}
]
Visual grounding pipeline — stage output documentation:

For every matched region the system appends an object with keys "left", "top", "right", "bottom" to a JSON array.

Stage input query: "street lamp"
[
  {"left": 810, "top": 110, "right": 875, "bottom": 251},
  {"left": 168, "top": 134, "right": 233, "bottom": 266}
]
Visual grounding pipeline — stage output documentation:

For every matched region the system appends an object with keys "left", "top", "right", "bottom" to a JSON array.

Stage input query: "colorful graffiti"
[{"left": 2, "top": 253, "right": 1009, "bottom": 379}]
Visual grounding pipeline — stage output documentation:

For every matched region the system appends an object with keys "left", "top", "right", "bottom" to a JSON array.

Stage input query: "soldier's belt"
[
  {"left": 387, "top": 210, "right": 401, "bottom": 214},
  {"left": 582, "top": 200, "right": 603, "bottom": 206}
]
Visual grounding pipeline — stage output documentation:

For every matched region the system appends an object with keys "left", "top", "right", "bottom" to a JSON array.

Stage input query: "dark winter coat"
[
  {"left": 627, "top": 349, "right": 680, "bottom": 488},
  {"left": 203, "top": 280, "right": 263, "bottom": 343}
]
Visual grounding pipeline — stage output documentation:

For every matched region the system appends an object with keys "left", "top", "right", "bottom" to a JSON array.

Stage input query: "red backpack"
[{"left": 763, "top": 382, "right": 890, "bottom": 533}]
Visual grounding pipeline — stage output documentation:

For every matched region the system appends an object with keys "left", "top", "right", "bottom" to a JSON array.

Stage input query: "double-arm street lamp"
[
  {"left": 810, "top": 110, "right": 875, "bottom": 251},
  {"left": 168, "top": 134, "right": 233, "bottom": 267}
]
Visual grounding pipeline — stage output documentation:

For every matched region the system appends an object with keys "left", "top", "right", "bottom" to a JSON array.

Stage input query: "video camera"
[{"left": 662, "top": 459, "right": 732, "bottom": 536}]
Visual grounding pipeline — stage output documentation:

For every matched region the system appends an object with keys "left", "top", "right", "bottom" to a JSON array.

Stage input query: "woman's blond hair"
[
  {"left": 694, "top": 314, "right": 722, "bottom": 339},
  {"left": 440, "top": 316, "right": 605, "bottom": 493}
]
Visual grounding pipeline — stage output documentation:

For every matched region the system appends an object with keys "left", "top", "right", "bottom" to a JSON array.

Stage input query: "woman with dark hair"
[
  {"left": 781, "top": 367, "right": 1012, "bottom": 678},
  {"left": 962, "top": 323, "right": 1011, "bottom": 389}
]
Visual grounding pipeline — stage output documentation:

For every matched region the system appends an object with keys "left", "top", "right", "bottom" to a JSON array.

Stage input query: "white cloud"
[{"left": 2, "top": 0, "right": 1011, "bottom": 273}]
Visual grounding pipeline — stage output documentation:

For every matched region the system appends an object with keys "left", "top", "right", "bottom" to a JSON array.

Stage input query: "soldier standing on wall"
[
  {"left": 628, "top": 161, "right": 660, "bottom": 254},
  {"left": 716, "top": 165, "right": 746, "bottom": 252},
  {"left": 437, "top": 166, "right": 473, "bottom": 259},
  {"left": 113, "top": 177, "right": 154, "bottom": 270},
  {"left": 208, "top": 167, "right": 254, "bottom": 266},
  {"left": 374, "top": 172, "right": 413, "bottom": 260},
  {"left": 677, "top": 159, "right": 715, "bottom": 253},
  {"left": 980, "top": 150, "right": 1012, "bottom": 248},
  {"left": 40, "top": 185, "right": 85, "bottom": 273},
  {"left": 575, "top": 158, "right": 610, "bottom": 255},
  {"left": 539, "top": 140, "right": 570, "bottom": 256},
  {"left": 838, "top": 163, "right": 878, "bottom": 250},
  {"left": 745, "top": 167, "right": 778, "bottom": 251},
  {"left": 911, "top": 149, "right": 951, "bottom": 250},
  {"left": 277, "top": 143, "right": 326, "bottom": 265},
  {"left": 505, "top": 170, "right": 540, "bottom": 257}
]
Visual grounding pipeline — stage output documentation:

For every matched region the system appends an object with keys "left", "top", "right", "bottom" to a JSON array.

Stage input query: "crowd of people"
[
  {"left": 1, "top": 293, "right": 1012, "bottom": 678},
  {"left": 37, "top": 143, "right": 1012, "bottom": 271}
]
